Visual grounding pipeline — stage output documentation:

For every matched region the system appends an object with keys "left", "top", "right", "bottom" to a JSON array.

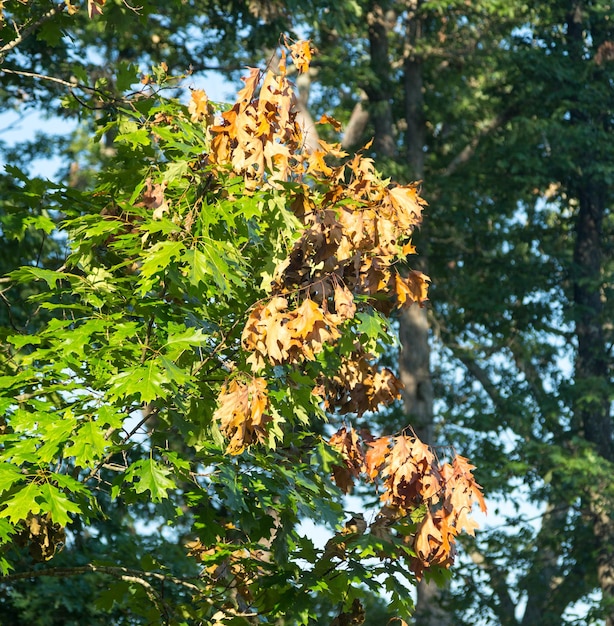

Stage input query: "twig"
[{"left": 0, "top": 3, "right": 66, "bottom": 61}]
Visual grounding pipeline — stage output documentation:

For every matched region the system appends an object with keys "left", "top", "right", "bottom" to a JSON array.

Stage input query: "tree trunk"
[
  {"left": 365, "top": 3, "right": 396, "bottom": 157},
  {"left": 400, "top": 3, "right": 452, "bottom": 624},
  {"left": 566, "top": 4, "right": 614, "bottom": 622},
  {"left": 573, "top": 183, "right": 614, "bottom": 626}
]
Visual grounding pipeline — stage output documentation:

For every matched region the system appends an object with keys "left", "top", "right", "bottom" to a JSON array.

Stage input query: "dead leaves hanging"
[
  {"left": 209, "top": 40, "right": 429, "bottom": 454},
  {"left": 214, "top": 378, "right": 271, "bottom": 455},
  {"left": 328, "top": 426, "right": 487, "bottom": 579}
]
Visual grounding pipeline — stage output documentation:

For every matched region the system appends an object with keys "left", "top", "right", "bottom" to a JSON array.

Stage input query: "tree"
[
  {"left": 2, "top": 0, "right": 612, "bottom": 623},
  {"left": 293, "top": 1, "right": 613, "bottom": 623},
  {"left": 0, "top": 17, "right": 485, "bottom": 624}
]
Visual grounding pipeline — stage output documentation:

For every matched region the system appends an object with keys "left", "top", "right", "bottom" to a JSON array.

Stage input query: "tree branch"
[
  {"left": 0, "top": 3, "right": 66, "bottom": 61},
  {"left": 469, "top": 548, "right": 519, "bottom": 626},
  {"left": 341, "top": 91, "right": 369, "bottom": 150},
  {"left": 445, "top": 340, "right": 506, "bottom": 411},
  {"left": 0, "top": 563, "right": 202, "bottom": 593}
]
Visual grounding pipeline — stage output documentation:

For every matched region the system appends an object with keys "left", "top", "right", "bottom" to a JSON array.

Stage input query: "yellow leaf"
[{"left": 288, "top": 40, "right": 313, "bottom": 74}]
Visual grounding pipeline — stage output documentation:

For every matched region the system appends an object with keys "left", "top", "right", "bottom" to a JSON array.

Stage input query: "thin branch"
[
  {"left": 85, "top": 405, "right": 161, "bottom": 484},
  {"left": 0, "top": 67, "right": 78, "bottom": 90},
  {"left": 0, "top": 563, "right": 202, "bottom": 594},
  {"left": 0, "top": 67, "right": 145, "bottom": 111},
  {"left": 0, "top": 3, "right": 66, "bottom": 61},
  {"left": 445, "top": 340, "right": 506, "bottom": 411}
]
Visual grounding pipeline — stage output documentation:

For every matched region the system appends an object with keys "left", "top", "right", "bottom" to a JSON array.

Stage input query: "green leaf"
[
  {"left": 0, "top": 482, "right": 45, "bottom": 523},
  {"left": 39, "top": 483, "right": 81, "bottom": 527},
  {"left": 10, "top": 266, "right": 67, "bottom": 289},
  {"left": 107, "top": 362, "right": 170, "bottom": 403},
  {"left": 124, "top": 458, "right": 176, "bottom": 502},
  {"left": 36, "top": 410, "right": 77, "bottom": 463},
  {"left": 68, "top": 421, "right": 109, "bottom": 467},
  {"left": 0, "top": 464, "right": 24, "bottom": 494},
  {"left": 355, "top": 310, "right": 394, "bottom": 349},
  {"left": 163, "top": 160, "right": 190, "bottom": 183},
  {"left": 139, "top": 241, "right": 185, "bottom": 292},
  {"left": 116, "top": 128, "right": 151, "bottom": 149}
]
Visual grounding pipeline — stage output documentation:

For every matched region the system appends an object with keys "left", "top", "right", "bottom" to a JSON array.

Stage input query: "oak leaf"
[
  {"left": 287, "top": 39, "right": 313, "bottom": 74},
  {"left": 188, "top": 89, "right": 211, "bottom": 123}
]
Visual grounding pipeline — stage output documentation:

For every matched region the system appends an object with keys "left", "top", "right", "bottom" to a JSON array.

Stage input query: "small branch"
[
  {"left": 0, "top": 563, "right": 202, "bottom": 594},
  {"left": 0, "top": 3, "right": 66, "bottom": 61},
  {"left": 85, "top": 404, "right": 160, "bottom": 485},
  {"left": 0, "top": 67, "right": 144, "bottom": 111},
  {"left": 0, "top": 67, "right": 78, "bottom": 90},
  {"left": 445, "top": 340, "right": 506, "bottom": 411}
]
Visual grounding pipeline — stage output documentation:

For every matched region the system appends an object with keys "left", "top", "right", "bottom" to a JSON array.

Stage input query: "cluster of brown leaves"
[
  {"left": 329, "top": 426, "right": 487, "bottom": 579},
  {"left": 209, "top": 40, "right": 429, "bottom": 453},
  {"left": 241, "top": 296, "right": 341, "bottom": 371},
  {"left": 315, "top": 346, "right": 403, "bottom": 417},
  {"left": 214, "top": 378, "right": 270, "bottom": 455}
]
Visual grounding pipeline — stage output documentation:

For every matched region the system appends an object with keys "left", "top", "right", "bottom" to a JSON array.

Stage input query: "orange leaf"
[
  {"left": 286, "top": 299, "right": 324, "bottom": 339},
  {"left": 317, "top": 113, "right": 343, "bottom": 132},
  {"left": 188, "top": 89, "right": 211, "bottom": 123},
  {"left": 414, "top": 510, "right": 442, "bottom": 564},
  {"left": 333, "top": 283, "right": 356, "bottom": 322},
  {"left": 394, "top": 271, "right": 430, "bottom": 308},
  {"left": 87, "top": 0, "right": 105, "bottom": 18},
  {"left": 236, "top": 68, "right": 261, "bottom": 109},
  {"left": 388, "top": 184, "right": 425, "bottom": 230},
  {"left": 365, "top": 437, "right": 391, "bottom": 480}
]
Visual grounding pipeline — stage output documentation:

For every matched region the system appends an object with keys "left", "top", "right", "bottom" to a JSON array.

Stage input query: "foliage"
[{"left": 0, "top": 30, "right": 484, "bottom": 625}]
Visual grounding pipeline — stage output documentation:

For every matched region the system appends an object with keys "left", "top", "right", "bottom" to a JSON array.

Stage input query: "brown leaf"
[
  {"left": 87, "top": 0, "right": 105, "bottom": 18},
  {"left": 317, "top": 113, "right": 343, "bottom": 132},
  {"left": 414, "top": 509, "right": 442, "bottom": 564},
  {"left": 214, "top": 377, "right": 271, "bottom": 454},
  {"left": 333, "top": 283, "right": 356, "bottom": 322},
  {"left": 387, "top": 184, "right": 425, "bottom": 231},
  {"left": 288, "top": 39, "right": 313, "bottom": 74}
]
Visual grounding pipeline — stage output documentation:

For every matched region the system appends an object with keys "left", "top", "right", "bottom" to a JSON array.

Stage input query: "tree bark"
[
  {"left": 566, "top": 3, "right": 614, "bottom": 622},
  {"left": 520, "top": 503, "right": 569, "bottom": 626},
  {"left": 399, "top": 2, "right": 453, "bottom": 624},
  {"left": 573, "top": 182, "right": 614, "bottom": 626},
  {"left": 365, "top": 3, "right": 396, "bottom": 157}
]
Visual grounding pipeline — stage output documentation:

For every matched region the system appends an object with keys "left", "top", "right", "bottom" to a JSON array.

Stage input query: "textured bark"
[
  {"left": 404, "top": 3, "right": 424, "bottom": 180},
  {"left": 294, "top": 71, "right": 320, "bottom": 154},
  {"left": 566, "top": 3, "right": 614, "bottom": 622},
  {"left": 573, "top": 183, "right": 614, "bottom": 626},
  {"left": 341, "top": 90, "right": 369, "bottom": 150},
  {"left": 520, "top": 504, "right": 569, "bottom": 626},
  {"left": 365, "top": 4, "right": 396, "bottom": 157}
]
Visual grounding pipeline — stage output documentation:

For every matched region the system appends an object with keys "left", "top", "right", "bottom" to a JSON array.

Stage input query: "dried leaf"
[{"left": 188, "top": 89, "right": 211, "bottom": 123}]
